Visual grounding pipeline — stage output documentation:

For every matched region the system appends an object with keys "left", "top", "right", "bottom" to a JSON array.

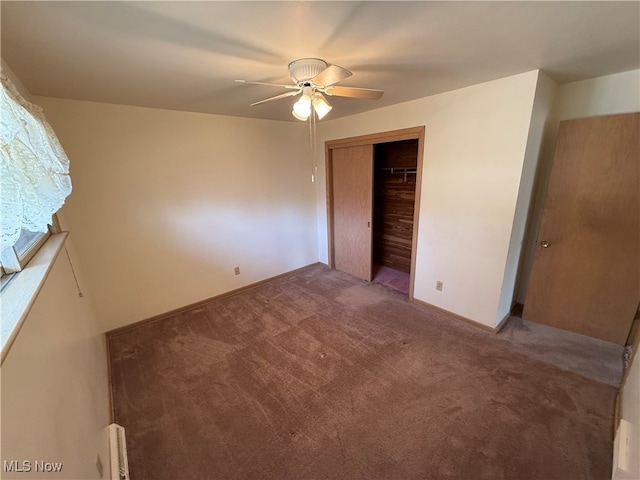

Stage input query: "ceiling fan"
[{"left": 236, "top": 58, "right": 383, "bottom": 121}]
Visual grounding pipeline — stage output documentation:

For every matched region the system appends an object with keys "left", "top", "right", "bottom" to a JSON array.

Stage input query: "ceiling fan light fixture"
[
  {"left": 239, "top": 58, "right": 383, "bottom": 121},
  {"left": 291, "top": 108, "right": 309, "bottom": 121},
  {"left": 313, "top": 93, "right": 332, "bottom": 120},
  {"left": 292, "top": 87, "right": 313, "bottom": 121}
]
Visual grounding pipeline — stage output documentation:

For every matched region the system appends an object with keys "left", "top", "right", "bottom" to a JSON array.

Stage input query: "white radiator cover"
[{"left": 108, "top": 423, "right": 130, "bottom": 480}]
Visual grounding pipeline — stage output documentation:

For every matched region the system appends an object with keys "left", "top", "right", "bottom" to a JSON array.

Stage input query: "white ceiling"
[{"left": 2, "top": 1, "right": 639, "bottom": 122}]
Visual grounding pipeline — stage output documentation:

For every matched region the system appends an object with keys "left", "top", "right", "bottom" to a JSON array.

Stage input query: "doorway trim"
[{"left": 325, "top": 126, "right": 425, "bottom": 299}]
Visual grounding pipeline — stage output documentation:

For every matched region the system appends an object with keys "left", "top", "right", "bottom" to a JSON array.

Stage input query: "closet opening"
[
  {"left": 326, "top": 125, "right": 424, "bottom": 299},
  {"left": 372, "top": 139, "right": 419, "bottom": 295}
]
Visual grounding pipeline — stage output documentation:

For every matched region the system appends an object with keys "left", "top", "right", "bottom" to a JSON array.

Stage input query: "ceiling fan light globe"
[
  {"left": 292, "top": 108, "right": 309, "bottom": 121},
  {"left": 313, "top": 95, "right": 332, "bottom": 120},
  {"left": 293, "top": 95, "right": 312, "bottom": 119}
]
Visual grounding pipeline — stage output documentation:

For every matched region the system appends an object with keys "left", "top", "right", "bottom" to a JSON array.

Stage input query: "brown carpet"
[{"left": 108, "top": 264, "right": 622, "bottom": 480}]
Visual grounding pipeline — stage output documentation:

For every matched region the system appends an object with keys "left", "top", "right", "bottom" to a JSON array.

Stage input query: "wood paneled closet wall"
[{"left": 373, "top": 140, "right": 418, "bottom": 273}]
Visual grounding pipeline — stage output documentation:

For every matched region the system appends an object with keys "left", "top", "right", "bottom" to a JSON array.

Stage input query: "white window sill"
[{"left": 0, "top": 232, "right": 68, "bottom": 364}]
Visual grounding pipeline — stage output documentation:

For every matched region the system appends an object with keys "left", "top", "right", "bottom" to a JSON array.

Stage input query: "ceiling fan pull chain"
[
  {"left": 313, "top": 111, "right": 318, "bottom": 182},
  {"left": 306, "top": 106, "right": 319, "bottom": 184}
]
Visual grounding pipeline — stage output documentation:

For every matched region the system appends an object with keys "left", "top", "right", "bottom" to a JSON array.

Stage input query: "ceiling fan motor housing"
[{"left": 288, "top": 58, "right": 328, "bottom": 84}]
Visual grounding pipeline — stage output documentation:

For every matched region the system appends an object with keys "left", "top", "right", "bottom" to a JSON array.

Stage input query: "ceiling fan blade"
[
  {"left": 312, "top": 65, "right": 352, "bottom": 87},
  {"left": 236, "top": 80, "right": 299, "bottom": 90},
  {"left": 250, "top": 90, "right": 300, "bottom": 106},
  {"left": 324, "top": 85, "right": 384, "bottom": 100}
]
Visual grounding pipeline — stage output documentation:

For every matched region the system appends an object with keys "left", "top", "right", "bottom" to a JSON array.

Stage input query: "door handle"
[
  {"left": 367, "top": 221, "right": 371, "bottom": 228},
  {"left": 540, "top": 240, "right": 550, "bottom": 248}
]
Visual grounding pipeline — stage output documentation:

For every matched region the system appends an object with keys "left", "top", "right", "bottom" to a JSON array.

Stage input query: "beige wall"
[
  {"left": 35, "top": 98, "right": 318, "bottom": 331},
  {"left": 554, "top": 69, "right": 640, "bottom": 122},
  {"left": 496, "top": 71, "right": 557, "bottom": 320},
  {"left": 317, "top": 71, "right": 541, "bottom": 328},
  {"left": 1, "top": 249, "right": 111, "bottom": 479}
]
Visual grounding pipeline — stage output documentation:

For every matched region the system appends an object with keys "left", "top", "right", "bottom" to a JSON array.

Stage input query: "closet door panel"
[{"left": 332, "top": 145, "right": 373, "bottom": 281}]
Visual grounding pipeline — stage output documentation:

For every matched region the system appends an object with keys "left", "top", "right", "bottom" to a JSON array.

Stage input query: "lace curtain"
[{"left": 0, "top": 74, "right": 72, "bottom": 250}]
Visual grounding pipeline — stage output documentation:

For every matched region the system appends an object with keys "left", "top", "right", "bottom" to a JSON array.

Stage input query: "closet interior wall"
[{"left": 373, "top": 140, "right": 419, "bottom": 273}]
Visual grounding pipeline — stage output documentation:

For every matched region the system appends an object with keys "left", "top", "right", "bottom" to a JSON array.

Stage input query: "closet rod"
[
  {"left": 380, "top": 167, "right": 417, "bottom": 174},
  {"left": 380, "top": 167, "right": 417, "bottom": 183}
]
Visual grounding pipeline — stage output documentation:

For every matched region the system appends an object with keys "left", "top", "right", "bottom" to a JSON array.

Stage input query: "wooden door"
[
  {"left": 523, "top": 113, "right": 639, "bottom": 344},
  {"left": 331, "top": 145, "right": 374, "bottom": 281}
]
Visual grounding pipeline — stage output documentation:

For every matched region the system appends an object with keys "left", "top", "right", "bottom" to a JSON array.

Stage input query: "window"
[
  {"left": 0, "top": 73, "right": 72, "bottom": 291},
  {"left": 0, "top": 216, "right": 60, "bottom": 292}
]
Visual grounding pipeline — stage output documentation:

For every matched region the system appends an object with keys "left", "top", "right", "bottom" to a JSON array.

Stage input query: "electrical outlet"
[
  {"left": 436, "top": 281, "right": 443, "bottom": 291},
  {"left": 234, "top": 266, "right": 240, "bottom": 275}
]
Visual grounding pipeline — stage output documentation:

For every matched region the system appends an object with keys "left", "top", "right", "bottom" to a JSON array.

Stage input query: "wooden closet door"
[
  {"left": 523, "top": 113, "right": 639, "bottom": 344},
  {"left": 332, "top": 145, "right": 374, "bottom": 281}
]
